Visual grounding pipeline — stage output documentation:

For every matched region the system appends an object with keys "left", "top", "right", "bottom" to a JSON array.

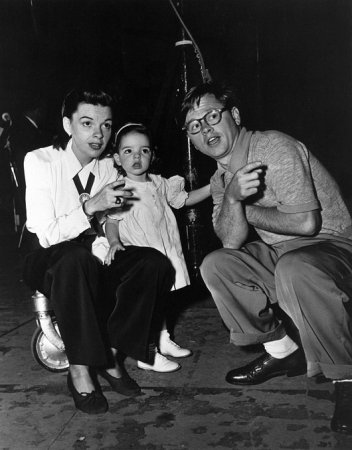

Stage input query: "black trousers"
[{"left": 23, "top": 241, "right": 175, "bottom": 366}]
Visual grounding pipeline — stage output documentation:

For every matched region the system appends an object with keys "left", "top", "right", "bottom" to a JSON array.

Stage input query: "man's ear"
[
  {"left": 231, "top": 107, "right": 241, "bottom": 126},
  {"left": 62, "top": 117, "right": 71, "bottom": 136}
]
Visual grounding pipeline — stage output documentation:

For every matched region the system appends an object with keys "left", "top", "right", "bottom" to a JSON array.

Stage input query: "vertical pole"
[{"left": 174, "top": 0, "right": 204, "bottom": 280}]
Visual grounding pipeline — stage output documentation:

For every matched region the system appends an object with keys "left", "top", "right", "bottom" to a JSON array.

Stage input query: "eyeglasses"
[{"left": 183, "top": 108, "right": 228, "bottom": 135}]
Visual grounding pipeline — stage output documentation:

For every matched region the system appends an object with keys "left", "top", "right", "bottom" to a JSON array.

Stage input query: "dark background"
[{"left": 0, "top": 0, "right": 351, "bottom": 267}]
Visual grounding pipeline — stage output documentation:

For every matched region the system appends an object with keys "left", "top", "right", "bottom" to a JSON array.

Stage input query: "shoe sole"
[
  {"left": 226, "top": 366, "right": 307, "bottom": 385},
  {"left": 160, "top": 350, "right": 193, "bottom": 359},
  {"left": 137, "top": 364, "right": 181, "bottom": 373}
]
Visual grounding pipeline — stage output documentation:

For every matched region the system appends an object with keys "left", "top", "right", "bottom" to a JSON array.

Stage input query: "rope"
[{"left": 168, "top": 0, "right": 212, "bottom": 83}]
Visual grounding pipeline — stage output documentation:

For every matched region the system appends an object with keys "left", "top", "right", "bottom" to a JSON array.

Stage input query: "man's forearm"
[
  {"left": 214, "top": 198, "right": 249, "bottom": 249},
  {"left": 245, "top": 204, "right": 321, "bottom": 235}
]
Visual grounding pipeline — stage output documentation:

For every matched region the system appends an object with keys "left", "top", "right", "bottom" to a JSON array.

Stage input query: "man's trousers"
[
  {"left": 23, "top": 241, "right": 175, "bottom": 367},
  {"left": 200, "top": 235, "right": 352, "bottom": 379}
]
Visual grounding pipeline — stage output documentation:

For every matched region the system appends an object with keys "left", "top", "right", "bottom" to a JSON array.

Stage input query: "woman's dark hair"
[
  {"left": 112, "top": 122, "right": 159, "bottom": 176},
  {"left": 53, "top": 86, "right": 116, "bottom": 151}
]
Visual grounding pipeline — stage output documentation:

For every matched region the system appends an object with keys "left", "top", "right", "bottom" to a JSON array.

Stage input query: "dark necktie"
[{"left": 73, "top": 172, "right": 105, "bottom": 237}]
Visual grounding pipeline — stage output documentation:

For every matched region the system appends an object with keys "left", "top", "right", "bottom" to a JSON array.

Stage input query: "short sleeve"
[
  {"left": 263, "top": 139, "right": 320, "bottom": 213},
  {"left": 165, "top": 175, "right": 189, "bottom": 209}
]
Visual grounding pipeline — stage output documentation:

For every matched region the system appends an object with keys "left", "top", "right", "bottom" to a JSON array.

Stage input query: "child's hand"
[{"left": 104, "top": 241, "right": 125, "bottom": 265}]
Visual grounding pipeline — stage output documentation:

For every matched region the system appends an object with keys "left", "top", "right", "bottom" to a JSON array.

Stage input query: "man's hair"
[
  {"left": 54, "top": 86, "right": 116, "bottom": 151},
  {"left": 181, "top": 82, "right": 239, "bottom": 115}
]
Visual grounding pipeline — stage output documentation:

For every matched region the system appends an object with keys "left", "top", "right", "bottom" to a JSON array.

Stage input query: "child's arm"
[
  {"left": 185, "top": 184, "right": 211, "bottom": 207},
  {"left": 105, "top": 218, "right": 125, "bottom": 265}
]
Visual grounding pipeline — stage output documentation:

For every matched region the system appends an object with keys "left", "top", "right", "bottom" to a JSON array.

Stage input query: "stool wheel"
[{"left": 31, "top": 321, "right": 69, "bottom": 373}]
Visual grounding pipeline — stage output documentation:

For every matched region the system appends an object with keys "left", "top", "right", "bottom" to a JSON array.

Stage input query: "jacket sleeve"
[{"left": 24, "top": 151, "right": 91, "bottom": 247}]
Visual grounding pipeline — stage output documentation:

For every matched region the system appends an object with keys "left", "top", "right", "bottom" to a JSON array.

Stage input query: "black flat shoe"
[
  {"left": 98, "top": 369, "right": 141, "bottom": 397},
  {"left": 67, "top": 373, "right": 108, "bottom": 414},
  {"left": 331, "top": 381, "right": 352, "bottom": 434},
  {"left": 226, "top": 348, "right": 307, "bottom": 385}
]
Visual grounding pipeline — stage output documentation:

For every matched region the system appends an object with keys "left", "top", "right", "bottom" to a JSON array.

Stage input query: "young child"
[{"left": 105, "top": 122, "right": 211, "bottom": 373}]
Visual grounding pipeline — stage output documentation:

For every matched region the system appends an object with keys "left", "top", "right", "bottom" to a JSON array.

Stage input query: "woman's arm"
[{"left": 24, "top": 152, "right": 92, "bottom": 247}]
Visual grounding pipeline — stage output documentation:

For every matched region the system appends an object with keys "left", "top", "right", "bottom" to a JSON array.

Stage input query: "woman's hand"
[{"left": 85, "top": 180, "right": 133, "bottom": 215}]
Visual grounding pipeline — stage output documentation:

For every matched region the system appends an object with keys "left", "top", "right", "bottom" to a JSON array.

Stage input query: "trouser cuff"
[
  {"left": 230, "top": 322, "right": 286, "bottom": 346},
  {"left": 307, "top": 361, "right": 352, "bottom": 380}
]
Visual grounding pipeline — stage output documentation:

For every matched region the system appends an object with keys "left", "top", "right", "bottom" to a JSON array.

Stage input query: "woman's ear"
[
  {"left": 231, "top": 107, "right": 241, "bottom": 126},
  {"left": 62, "top": 117, "right": 71, "bottom": 136}
]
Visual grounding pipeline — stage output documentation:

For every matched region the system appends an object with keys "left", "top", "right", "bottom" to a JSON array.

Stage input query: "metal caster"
[
  {"left": 31, "top": 320, "right": 69, "bottom": 373},
  {"left": 31, "top": 291, "right": 69, "bottom": 372}
]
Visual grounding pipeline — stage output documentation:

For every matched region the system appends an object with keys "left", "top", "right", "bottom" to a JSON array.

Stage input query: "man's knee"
[
  {"left": 201, "top": 249, "right": 222, "bottom": 280},
  {"left": 200, "top": 248, "right": 243, "bottom": 282},
  {"left": 275, "top": 249, "right": 315, "bottom": 284}
]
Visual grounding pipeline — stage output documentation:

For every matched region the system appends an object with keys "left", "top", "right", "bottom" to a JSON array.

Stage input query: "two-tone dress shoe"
[
  {"left": 331, "top": 381, "right": 352, "bottom": 434},
  {"left": 226, "top": 348, "right": 307, "bottom": 385}
]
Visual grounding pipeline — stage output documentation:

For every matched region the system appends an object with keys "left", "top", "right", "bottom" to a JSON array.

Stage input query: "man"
[
  {"left": 23, "top": 87, "right": 175, "bottom": 414},
  {"left": 181, "top": 81, "right": 352, "bottom": 434}
]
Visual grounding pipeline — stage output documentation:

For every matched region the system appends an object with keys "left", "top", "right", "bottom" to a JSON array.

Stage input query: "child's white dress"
[{"left": 93, "top": 174, "right": 190, "bottom": 290}]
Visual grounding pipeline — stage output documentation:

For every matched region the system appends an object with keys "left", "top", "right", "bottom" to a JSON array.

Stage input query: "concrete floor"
[{"left": 1, "top": 224, "right": 352, "bottom": 449}]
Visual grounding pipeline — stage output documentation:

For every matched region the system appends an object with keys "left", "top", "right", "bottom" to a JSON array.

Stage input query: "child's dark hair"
[{"left": 113, "top": 123, "right": 160, "bottom": 176}]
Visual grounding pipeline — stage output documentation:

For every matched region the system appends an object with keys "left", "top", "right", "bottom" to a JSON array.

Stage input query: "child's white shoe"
[
  {"left": 137, "top": 352, "right": 180, "bottom": 373},
  {"left": 159, "top": 330, "right": 192, "bottom": 358}
]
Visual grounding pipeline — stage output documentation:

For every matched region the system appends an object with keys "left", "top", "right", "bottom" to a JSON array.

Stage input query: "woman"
[{"left": 23, "top": 87, "right": 175, "bottom": 414}]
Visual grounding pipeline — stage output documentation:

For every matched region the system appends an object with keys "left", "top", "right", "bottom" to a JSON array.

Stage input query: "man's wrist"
[{"left": 228, "top": 196, "right": 240, "bottom": 205}]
